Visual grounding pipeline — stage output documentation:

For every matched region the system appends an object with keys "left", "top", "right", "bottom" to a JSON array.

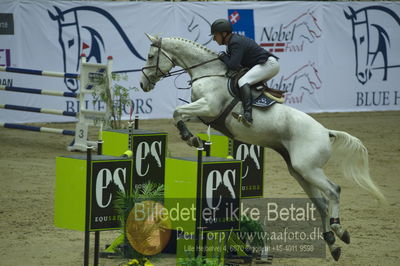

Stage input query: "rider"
[{"left": 210, "top": 18, "right": 280, "bottom": 127}]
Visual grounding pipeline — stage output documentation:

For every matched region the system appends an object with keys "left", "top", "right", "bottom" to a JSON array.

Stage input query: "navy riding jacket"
[{"left": 220, "top": 34, "right": 277, "bottom": 71}]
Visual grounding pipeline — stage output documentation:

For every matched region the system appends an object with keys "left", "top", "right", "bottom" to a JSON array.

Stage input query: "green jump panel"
[
  {"left": 198, "top": 132, "right": 264, "bottom": 198},
  {"left": 55, "top": 154, "right": 132, "bottom": 231}
]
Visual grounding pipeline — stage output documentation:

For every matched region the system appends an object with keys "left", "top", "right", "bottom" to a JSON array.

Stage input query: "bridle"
[{"left": 141, "top": 38, "right": 223, "bottom": 87}]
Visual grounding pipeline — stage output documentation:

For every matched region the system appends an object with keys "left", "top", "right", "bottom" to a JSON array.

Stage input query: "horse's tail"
[{"left": 329, "top": 130, "right": 387, "bottom": 204}]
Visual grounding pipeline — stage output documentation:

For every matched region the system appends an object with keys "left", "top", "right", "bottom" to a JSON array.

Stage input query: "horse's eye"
[
  {"left": 68, "top": 39, "right": 75, "bottom": 48},
  {"left": 148, "top": 55, "right": 154, "bottom": 59},
  {"left": 359, "top": 36, "right": 365, "bottom": 44}
]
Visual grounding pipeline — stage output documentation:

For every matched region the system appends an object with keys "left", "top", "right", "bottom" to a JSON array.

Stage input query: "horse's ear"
[
  {"left": 344, "top": 6, "right": 356, "bottom": 20},
  {"left": 48, "top": 6, "right": 64, "bottom": 21},
  {"left": 145, "top": 33, "right": 158, "bottom": 44}
]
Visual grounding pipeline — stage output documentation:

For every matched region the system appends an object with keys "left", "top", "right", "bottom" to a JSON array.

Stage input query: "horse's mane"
[{"left": 167, "top": 37, "right": 217, "bottom": 57}]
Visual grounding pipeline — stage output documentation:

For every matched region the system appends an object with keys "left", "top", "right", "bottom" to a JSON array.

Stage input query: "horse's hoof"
[
  {"left": 186, "top": 136, "right": 202, "bottom": 148},
  {"left": 186, "top": 139, "right": 194, "bottom": 147},
  {"left": 323, "top": 231, "right": 336, "bottom": 245},
  {"left": 330, "top": 246, "right": 341, "bottom": 261},
  {"left": 331, "top": 223, "right": 350, "bottom": 245},
  {"left": 340, "top": 230, "right": 350, "bottom": 244},
  {"left": 191, "top": 137, "right": 202, "bottom": 148},
  {"left": 180, "top": 132, "right": 192, "bottom": 141}
]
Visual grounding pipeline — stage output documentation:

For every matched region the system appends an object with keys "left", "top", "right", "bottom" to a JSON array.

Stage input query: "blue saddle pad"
[
  {"left": 227, "top": 76, "right": 277, "bottom": 108},
  {"left": 253, "top": 93, "right": 276, "bottom": 108}
]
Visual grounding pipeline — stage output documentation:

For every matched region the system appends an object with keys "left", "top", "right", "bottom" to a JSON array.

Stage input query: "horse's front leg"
[{"left": 173, "top": 97, "right": 219, "bottom": 147}]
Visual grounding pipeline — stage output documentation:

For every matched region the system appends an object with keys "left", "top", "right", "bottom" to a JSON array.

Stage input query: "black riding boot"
[{"left": 232, "top": 83, "right": 253, "bottom": 127}]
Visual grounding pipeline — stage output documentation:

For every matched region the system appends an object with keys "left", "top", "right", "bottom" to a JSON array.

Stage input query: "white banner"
[{"left": 1, "top": 1, "right": 399, "bottom": 123}]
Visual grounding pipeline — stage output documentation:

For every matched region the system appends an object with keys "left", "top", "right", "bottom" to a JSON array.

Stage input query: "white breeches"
[{"left": 238, "top": 56, "right": 280, "bottom": 87}]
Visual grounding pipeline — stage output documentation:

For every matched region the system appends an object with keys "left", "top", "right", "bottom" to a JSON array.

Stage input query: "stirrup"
[{"left": 231, "top": 112, "right": 252, "bottom": 127}]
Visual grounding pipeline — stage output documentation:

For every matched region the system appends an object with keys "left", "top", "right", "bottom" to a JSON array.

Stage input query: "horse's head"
[
  {"left": 284, "top": 62, "right": 322, "bottom": 94},
  {"left": 344, "top": 7, "right": 372, "bottom": 84},
  {"left": 285, "top": 9, "right": 322, "bottom": 43},
  {"left": 48, "top": 6, "right": 81, "bottom": 92},
  {"left": 49, "top": 6, "right": 108, "bottom": 92},
  {"left": 140, "top": 34, "right": 175, "bottom": 92},
  {"left": 307, "top": 62, "right": 322, "bottom": 92},
  {"left": 304, "top": 10, "right": 322, "bottom": 40}
]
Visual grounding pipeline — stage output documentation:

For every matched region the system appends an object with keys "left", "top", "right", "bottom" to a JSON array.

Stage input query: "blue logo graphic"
[
  {"left": 48, "top": 6, "right": 145, "bottom": 92},
  {"left": 228, "top": 9, "right": 255, "bottom": 40},
  {"left": 0, "top": 49, "right": 11, "bottom": 67},
  {"left": 344, "top": 6, "right": 400, "bottom": 85}
]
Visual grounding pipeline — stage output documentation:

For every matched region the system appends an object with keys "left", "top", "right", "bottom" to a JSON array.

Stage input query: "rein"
[{"left": 141, "top": 38, "right": 225, "bottom": 88}]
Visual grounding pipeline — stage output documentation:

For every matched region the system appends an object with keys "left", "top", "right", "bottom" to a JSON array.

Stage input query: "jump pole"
[
  {"left": 0, "top": 122, "right": 75, "bottom": 136},
  {"left": 0, "top": 104, "right": 107, "bottom": 119},
  {"left": 0, "top": 66, "right": 79, "bottom": 79},
  {"left": 0, "top": 104, "right": 77, "bottom": 117},
  {"left": 0, "top": 55, "right": 114, "bottom": 151},
  {"left": 0, "top": 85, "right": 78, "bottom": 98}
]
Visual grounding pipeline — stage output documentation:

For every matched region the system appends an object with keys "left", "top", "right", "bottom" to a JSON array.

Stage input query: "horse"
[
  {"left": 344, "top": 6, "right": 400, "bottom": 84},
  {"left": 139, "top": 34, "right": 386, "bottom": 261}
]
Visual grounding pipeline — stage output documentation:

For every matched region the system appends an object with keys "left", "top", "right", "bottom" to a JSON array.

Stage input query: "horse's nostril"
[
  {"left": 140, "top": 82, "right": 143, "bottom": 89},
  {"left": 358, "top": 72, "right": 365, "bottom": 79}
]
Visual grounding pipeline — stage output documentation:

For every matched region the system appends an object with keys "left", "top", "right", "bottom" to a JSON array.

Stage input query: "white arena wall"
[{"left": 0, "top": 0, "right": 399, "bottom": 123}]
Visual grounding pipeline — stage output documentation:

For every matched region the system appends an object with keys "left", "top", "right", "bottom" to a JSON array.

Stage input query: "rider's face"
[{"left": 213, "top": 32, "right": 224, "bottom": 45}]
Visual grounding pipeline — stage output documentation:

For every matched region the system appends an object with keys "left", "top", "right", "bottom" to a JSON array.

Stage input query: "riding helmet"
[{"left": 210, "top": 19, "right": 233, "bottom": 35}]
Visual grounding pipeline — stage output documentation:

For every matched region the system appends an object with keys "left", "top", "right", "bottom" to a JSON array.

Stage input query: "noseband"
[{"left": 141, "top": 38, "right": 221, "bottom": 86}]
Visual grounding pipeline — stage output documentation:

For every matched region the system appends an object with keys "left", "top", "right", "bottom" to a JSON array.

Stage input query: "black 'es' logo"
[
  {"left": 201, "top": 163, "right": 241, "bottom": 231},
  {"left": 132, "top": 135, "right": 166, "bottom": 190},
  {"left": 91, "top": 160, "right": 132, "bottom": 230},
  {"left": 233, "top": 141, "right": 264, "bottom": 198}
]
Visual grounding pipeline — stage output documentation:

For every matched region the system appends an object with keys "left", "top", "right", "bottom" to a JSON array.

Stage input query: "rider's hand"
[{"left": 218, "top": 51, "right": 227, "bottom": 60}]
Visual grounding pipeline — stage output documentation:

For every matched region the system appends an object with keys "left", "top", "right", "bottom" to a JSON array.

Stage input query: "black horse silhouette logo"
[
  {"left": 48, "top": 5, "right": 145, "bottom": 92},
  {"left": 344, "top": 6, "right": 400, "bottom": 84}
]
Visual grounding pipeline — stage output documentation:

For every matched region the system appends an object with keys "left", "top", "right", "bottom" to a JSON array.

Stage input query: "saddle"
[
  {"left": 198, "top": 69, "right": 286, "bottom": 139},
  {"left": 227, "top": 69, "right": 286, "bottom": 107}
]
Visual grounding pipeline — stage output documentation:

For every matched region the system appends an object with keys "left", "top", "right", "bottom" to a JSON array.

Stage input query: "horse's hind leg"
[
  {"left": 294, "top": 178, "right": 343, "bottom": 261},
  {"left": 296, "top": 166, "right": 351, "bottom": 240},
  {"left": 294, "top": 175, "right": 343, "bottom": 261},
  {"left": 278, "top": 148, "right": 342, "bottom": 261},
  {"left": 289, "top": 146, "right": 350, "bottom": 245}
]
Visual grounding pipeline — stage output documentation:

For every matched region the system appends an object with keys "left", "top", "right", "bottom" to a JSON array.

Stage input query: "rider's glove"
[{"left": 218, "top": 51, "right": 227, "bottom": 60}]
